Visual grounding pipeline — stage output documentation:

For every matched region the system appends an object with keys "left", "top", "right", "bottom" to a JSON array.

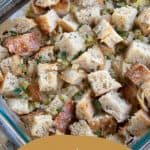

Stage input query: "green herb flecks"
[
  {"left": 117, "top": 30, "right": 129, "bottom": 39},
  {"left": 94, "top": 131, "right": 102, "bottom": 137},
  {"left": 57, "top": 107, "right": 63, "bottom": 113},
  {"left": 73, "top": 91, "right": 84, "bottom": 101},
  {"left": 93, "top": 100, "right": 102, "bottom": 112}
]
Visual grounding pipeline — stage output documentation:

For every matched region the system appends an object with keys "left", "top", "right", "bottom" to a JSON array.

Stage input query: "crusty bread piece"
[
  {"left": 76, "top": 91, "right": 94, "bottom": 121},
  {"left": 61, "top": 68, "right": 86, "bottom": 85},
  {"left": 0, "top": 55, "right": 25, "bottom": 76},
  {"left": 69, "top": 120, "right": 94, "bottom": 136},
  {"left": 112, "top": 6, "right": 137, "bottom": 31},
  {"left": 34, "top": 46, "right": 55, "bottom": 63},
  {"left": 136, "top": 7, "right": 150, "bottom": 35},
  {"left": 7, "top": 98, "right": 32, "bottom": 115},
  {"left": 88, "top": 71, "right": 121, "bottom": 96},
  {"left": 38, "top": 63, "right": 58, "bottom": 92},
  {"left": 94, "top": 19, "right": 123, "bottom": 48},
  {"left": 74, "top": 0, "right": 98, "bottom": 7},
  {"left": 127, "top": 110, "right": 150, "bottom": 136},
  {"left": 46, "top": 95, "right": 64, "bottom": 116},
  {"left": 27, "top": 60, "right": 37, "bottom": 77},
  {"left": 125, "top": 40, "right": 150, "bottom": 67},
  {"left": 88, "top": 114, "right": 117, "bottom": 135},
  {"left": 72, "top": 45, "right": 104, "bottom": 72},
  {"left": 0, "top": 72, "right": 19, "bottom": 96},
  {"left": 126, "top": 64, "right": 150, "bottom": 85},
  {"left": 35, "top": 0, "right": 59, "bottom": 8},
  {"left": 53, "top": 0, "right": 70, "bottom": 16},
  {"left": 0, "top": 70, "right": 3, "bottom": 83},
  {"left": 74, "top": 5, "right": 101, "bottom": 25},
  {"left": 36, "top": 10, "right": 59, "bottom": 34},
  {"left": 0, "top": 46, "right": 9, "bottom": 62},
  {"left": 56, "top": 32, "right": 85, "bottom": 57},
  {"left": 58, "top": 14, "right": 79, "bottom": 32},
  {"left": 99, "top": 92, "right": 131, "bottom": 123}
]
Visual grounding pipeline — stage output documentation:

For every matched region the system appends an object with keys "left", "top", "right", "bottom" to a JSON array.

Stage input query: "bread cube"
[
  {"left": 69, "top": 120, "right": 94, "bottom": 136},
  {"left": 35, "top": 0, "right": 59, "bottom": 8},
  {"left": 0, "top": 46, "right": 9, "bottom": 62},
  {"left": 126, "top": 64, "right": 150, "bottom": 85},
  {"left": 7, "top": 98, "right": 32, "bottom": 115},
  {"left": 38, "top": 63, "right": 58, "bottom": 92},
  {"left": 61, "top": 68, "right": 86, "bottom": 85},
  {"left": 58, "top": 14, "right": 79, "bottom": 32},
  {"left": 36, "top": 10, "right": 59, "bottom": 34},
  {"left": 75, "top": 5, "right": 101, "bottom": 25},
  {"left": 0, "top": 72, "right": 19, "bottom": 96},
  {"left": 125, "top": 40, "right": 150, "bottom": 67},
  {"left": 112, "top": 6, "right": 137, "bottom": 31},
  {"left": 0, "top": 55, "right": 25, "bottom": 76},
  {"left": 56, "top": 32, "right": 85, "bottom": 57},
  {"left": 99, "top": 92, "right": 131, "bottom": 123},
  {"left": 74, "top": 0, "right": 97, "bottom": 7},
  {"left": 88, "top": 71, "right": 121, "bottom": 96},
  {"left": 127, "top": 110, "right": 150, "bottom": 136},
  {"left": 0, "top": 70, "right": 3, "bottom": 82},
  {"left": 136, "top": 7, "right": 150, "bottom": 35},
  {"left": 76, "top": 91, "right": 94, "bottom": 120},
  {"left": 94, "top": 19, "right": 123, "bottom": 48},
  {"left": 72, "top": 45, "right": 104, "bottom": 72}
]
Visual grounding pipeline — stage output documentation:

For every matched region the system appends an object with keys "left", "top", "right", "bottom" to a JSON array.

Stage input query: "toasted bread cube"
[
  {"left": 35, "top": 0, "right": 59, "bottom": 8},
  {"left": 127, "top": 110, "right": 150, "bottom": 136},
  {"left": 88, "top": 71, "right": 121, "bottom": 96},
  {"left": 75, "top": 5, "right": 101, "bottom": 25},
  {"left": 99, "top": 92, "right": 131, "bottom": 123},
  {"left": 88, "top": 114, "right": 117, "bottom": 135},
  {"left": 125, "top": 40, "right": 150, "bottom": 67},
  {"left": 53, "top": 0, "right": 70, "bottom": 16},
  {"left": 74, "top": 0, "right": 98, "bottom": 7},
  {"left": 36, "top": 10, "right": 59, "bottom": 34},
  {"left": 0, "top": 46, "right": 9, "bottom": 62},
  {"left": 38, "top": 63, "right": 58, "bottom": 92},
  {"left": 46, "top": 95, "right": 63, "bottom": 116},
  {"left": 72, "top": 45, "right": 104, "bottom": 72},
  {"left": 0, "top": 55, "right": 25, "bottom": 76},
  {"left": 136, "top": 7, "right": 150, "bottom": 35},
  {"left": 76, "top": 91, "right": 94, "bottom": 120},
  {"left": 61, "top": 68, "right": 86, "bottom": 85},
  {"left": 94, "top": 19, "right": 123, "bottom": 48},
  {"left": 7, "top": 98, "right": 32, "bottom": 115},
  {"left": 0, "top": 70, "right": 3, "bottom": 82},
  {"left": 56, "top": 32, "right": 85, "bottom": 57},
  {"left": 58, "top": 14, "right": 79, "bottom": 32},
  {"left": 27, "top": 60, "right": 37, "bottom": 77},
  {"left": 112, "top": 6, "right": 137, "bottom": 31},
  {"left": 0, "top": 72, "right": 19, "bottom": 96},
  {"left": 31, "top": 114, "right": 54, "bottom": 137},
  {"left": 35, "top": 46, "right": 55, "bottom": 63},
  {"left": 69, "top": 120, "right": 94, "bottom": 136},
  {"left": 126, "top": 64, "right": 150, "bottom": 85}
]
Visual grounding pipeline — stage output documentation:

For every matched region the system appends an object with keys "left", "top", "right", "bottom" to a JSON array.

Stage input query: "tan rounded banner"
[{"left": 19, "top": 136, "right": 130, "bottom": 150}]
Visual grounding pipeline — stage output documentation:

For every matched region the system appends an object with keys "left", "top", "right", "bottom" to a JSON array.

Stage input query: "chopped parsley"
[
  {"left": 57, "top": 107, "right": 63, "bottom": 113},
  {"left": 13, "top": 88, "right": 24, "bottom": 96},
  {"left": 117, "top": 30, "right": 129, "bottom": 39},
  {"left": 3, "top": 30, "right": 18, "bottom": 36},
  {"left": 94, "top": 131, "right": 102, "bottom": 137},
  {"left": 73, "top": 91, "right": 84, "bottom": 101},
  {"left": 36, "top": 56, "right": 47, "bottom": 64},
  {"left": 58, "top": 51, "right": 68, "bottom": 60},
  {"left": 93, "top": 100, "right": 102, "bottom": 112}
]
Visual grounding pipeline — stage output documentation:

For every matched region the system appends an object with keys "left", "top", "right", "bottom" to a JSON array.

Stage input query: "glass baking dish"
[{"left": 0, "top": 1, "right": 149, "bottom": 149}]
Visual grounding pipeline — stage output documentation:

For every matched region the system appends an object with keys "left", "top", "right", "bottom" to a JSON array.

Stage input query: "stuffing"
[
  {"left": 35, "top": 0, "right": 60, "bottom": 8},
  {"left": 46, "top": 95, "right": 64, "bottom": 116},
  {"left": 0, "top": 70, "right": 3, "bottom": 82},
  {"left": 69, "top": 120, "right": 94, "bottom": 136},
  {"left": 125, "top": 40, "right": 150, "bottom": 67},
  {"left": 6, "top": 98, "right": 32, "bottom": 115},
  {"left": 88, "top": 71, "right": 121, "bottom": 96},
  {"left": 74, "top": 5, "right": 101, "bottom": 25},
  {"left": 72, "top": 45, "right": 104, "bottom": 72},
  {"left": 136, "top": 7, "right": 150, "bottom": 35},
  {"left": 112, "top": 6, "right": 137, "bottom": 31},
  {"left": 76, "top": 91, "right": 94, "bottom": 121},
  {"left": 94, "top": 19, "right": 123, "bottom": 48},
  {"left": 127, "top": 110, "right": 150, "bottom": 136},
  {"left": 0, "top": 46, "right": 9, "bottom": 62},
  {"left": 74, "top": 0, "right": 98, "bottom": 7},
  {"left": 27, "top": 60, "right": 37, "bottom": 77},
  {"left": 0, "top": 72, "right": 19, "bottom": 96},
  {"left": 0, "top": 55, "right": 25, "bottom": 76},
  {"left": 34, "top": 46, "right": 55, "bottom": 63},
  {"left": 106, "top": 134, "right": 122, "bottom": 144},
  {"left": 99, "top": 92, "right": 131, "bottom": 123},
  {"left": 55, "top": 101, "right": 75, "bottom": 133},
  {"left": 38, "top": 63, "right": 58, "bottom": 92},
  {"left": 126, "top": 64, "right": 150, "bottom": 85},
  {"left": 58, "top": 14, "right": 79, "bottom": 32},
  {"left": 61, "top": 68, "right": 86, "bottom": 85},
  {"left": 56, "top": 32, "right": 85, "bottom": 57},
  {"left": 3, "top": 30, "right": 42, "bottom": 56},
  {"left": 36, "top": 10, "right": 59, "bottom": 34}
]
